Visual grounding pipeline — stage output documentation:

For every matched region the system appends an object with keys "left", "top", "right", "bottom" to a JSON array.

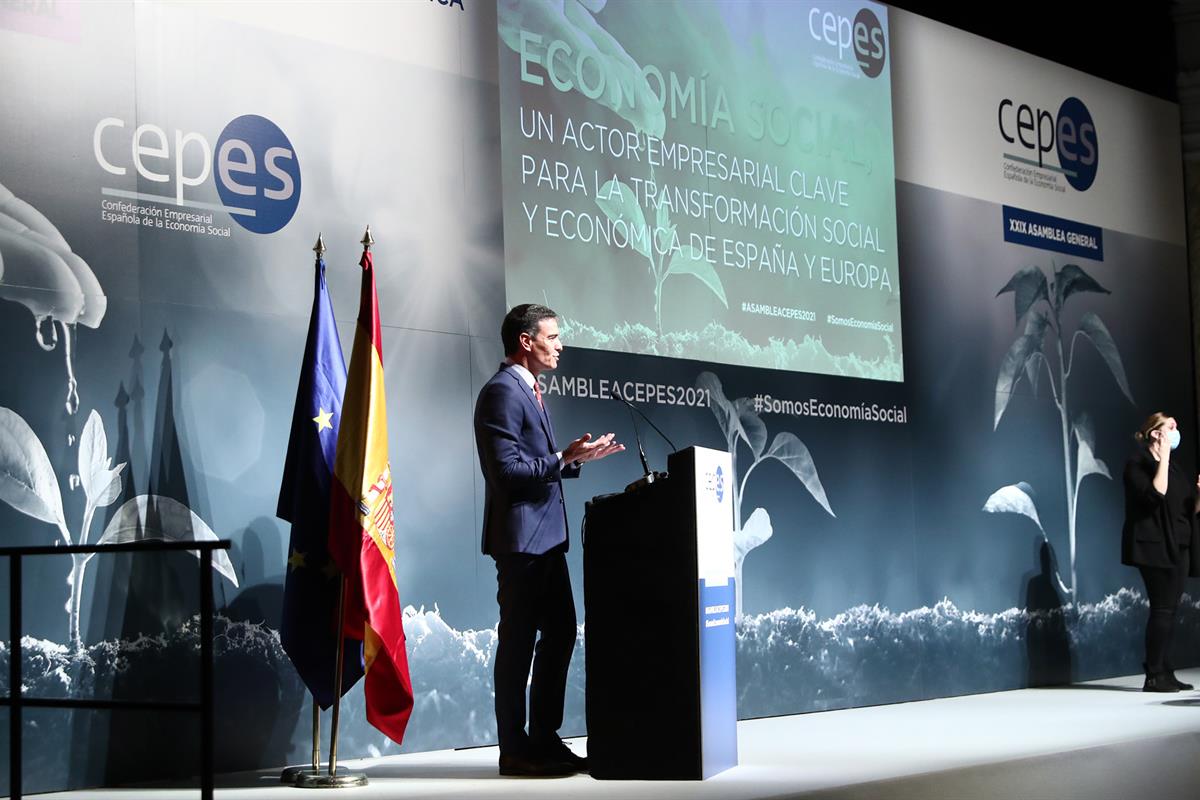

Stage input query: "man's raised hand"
[{"left": 563, "top": 432, "right": 625, "bottom": 466}]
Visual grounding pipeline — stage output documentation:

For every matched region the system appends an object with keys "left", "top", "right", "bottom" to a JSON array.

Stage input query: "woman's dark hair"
[{"left": 501, "top": 304, "right": 557, "bottom": 355}]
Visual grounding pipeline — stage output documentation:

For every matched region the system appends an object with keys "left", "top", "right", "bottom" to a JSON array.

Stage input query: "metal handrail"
[{"left": 3, "top": 539, "right": 231, "bottom": 800}]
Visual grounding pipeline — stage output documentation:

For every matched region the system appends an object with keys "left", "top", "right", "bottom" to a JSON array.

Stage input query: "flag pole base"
[
  {"left": 295, "top": 771, "right": 369, "bottom": 789},
  {"left": 280, "top": 766, "right": 324, "bottom": 785}
]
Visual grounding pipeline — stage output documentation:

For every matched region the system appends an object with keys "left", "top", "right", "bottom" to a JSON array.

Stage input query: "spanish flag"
[{"left": 328, "top": 244, "right": 414, "bottom": 745}]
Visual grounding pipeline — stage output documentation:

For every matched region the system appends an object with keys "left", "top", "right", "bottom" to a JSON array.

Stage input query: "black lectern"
[{"left": 583, "top": 446, "right": 738, "bottom": 780}]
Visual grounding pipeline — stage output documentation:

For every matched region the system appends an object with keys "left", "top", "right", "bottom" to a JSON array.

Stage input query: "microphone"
[
  {"left": 611, "top": 394, "right": 674, "bottom": 491},
  {"left": 612, "top": 393, "right": 678, "bottom": 451}
]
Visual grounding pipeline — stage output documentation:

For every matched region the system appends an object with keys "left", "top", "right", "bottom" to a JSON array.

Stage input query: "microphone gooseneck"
[{"left": 611, "top": 393, "right": 673, "bottom": 491}]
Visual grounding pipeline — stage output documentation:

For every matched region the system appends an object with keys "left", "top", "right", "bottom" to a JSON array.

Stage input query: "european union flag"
[{"left": 278, "top": 256, "right": 363, "bottom": 708}]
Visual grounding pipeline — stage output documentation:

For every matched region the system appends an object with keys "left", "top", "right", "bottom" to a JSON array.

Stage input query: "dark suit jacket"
[
  {"left": 1122, "top": 447, "right": 1200, "bottom": 575},
  {"left": 474, "top": 365, "right": 580, "bottom": 555}
]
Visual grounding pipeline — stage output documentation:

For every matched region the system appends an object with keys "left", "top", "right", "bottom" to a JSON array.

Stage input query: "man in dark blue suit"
[{"left": 474, "top": 304, "right": 623, "bottom": 777}]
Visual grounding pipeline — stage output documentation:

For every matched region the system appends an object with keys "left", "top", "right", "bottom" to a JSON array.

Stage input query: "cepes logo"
[
  {"left": 705, "top": 465, "right": 726, "bottom": 504},
  {"left": 808, "top": 6, "right": 887, "bottom": 78},
  {"left": 93, "top": 113, "right": 301, "bottom": 233},
  {"left": 998, "top": 96, "right": 1098, "bottom": 191}
]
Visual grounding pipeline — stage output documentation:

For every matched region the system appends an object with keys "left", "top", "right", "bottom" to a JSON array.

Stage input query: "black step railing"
[{"left": 1, "top": 539, "right": 231, "bottom": 800}]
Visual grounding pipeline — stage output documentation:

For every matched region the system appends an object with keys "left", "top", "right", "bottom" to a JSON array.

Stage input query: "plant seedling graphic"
[
  {"left": 984, "top": 262, "right": 1133, "bottom": 598},
  {"left": 697, "top": 372, "right": 835, "bottom": 618},
  {"left": 0, "top": 407, "right": 239, "bottom": 650},
  {"left": 595, "top": 175, "right": 728, "bottom": 336}
]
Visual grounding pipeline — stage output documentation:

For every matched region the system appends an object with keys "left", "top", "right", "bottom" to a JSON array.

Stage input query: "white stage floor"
[{"left": 39, "top": 669, "right": 1200, "bottom": 799}]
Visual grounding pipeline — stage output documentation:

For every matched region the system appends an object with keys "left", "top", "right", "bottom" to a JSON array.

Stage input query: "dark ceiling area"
[{"left": 887, "top": 1, "right": 1180, "bottom": 101}]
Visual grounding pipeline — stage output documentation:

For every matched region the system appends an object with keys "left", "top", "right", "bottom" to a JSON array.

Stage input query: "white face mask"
[{"left": 1168, "top": 429, "right": 1181, "bottom": 450}]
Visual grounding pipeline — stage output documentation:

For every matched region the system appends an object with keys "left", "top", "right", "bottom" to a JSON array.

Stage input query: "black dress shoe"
[
  {"left": 532, "top": 738, "right": 589, "bottom": 773},
  {"left": 498, "top": 753, "right": 575, "bottom": 777},
  {"left": 1165, "top": 670, "right": 1194, "bottom": 691},
  {"left": 1143, "top": 673, "right": 1182, "bottom": 693}
]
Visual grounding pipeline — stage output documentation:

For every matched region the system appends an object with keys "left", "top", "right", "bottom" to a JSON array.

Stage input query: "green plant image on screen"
[{"left": 497, "top": 0, "right": 901, "bottom": 380}]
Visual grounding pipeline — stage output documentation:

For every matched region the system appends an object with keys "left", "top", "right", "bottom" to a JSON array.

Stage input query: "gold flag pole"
[
  {"left": 312, "top": 700, "right": 322, "bottom": 772},
  {"left": 297, "top": 229, "right": 373, "bottom": 790},
  {"left": 279, "top": 700, "right": 322, "bottom": 784},
  {"left": 329, "top": 577, "right": 347, "bottom": 775},
  {"left": 296, "top": 581, "right": 366, "bottom": 788},
  {"left": 281, "top": 234, "right": 332, "bottom": 786}
]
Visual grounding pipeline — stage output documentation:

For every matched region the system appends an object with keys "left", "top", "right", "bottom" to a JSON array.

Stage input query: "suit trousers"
[{"left": 493, "top": 549, "right": 577, "bottom": 755}]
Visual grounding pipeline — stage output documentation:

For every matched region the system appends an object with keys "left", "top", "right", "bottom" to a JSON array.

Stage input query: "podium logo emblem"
[{"left": 705, "top": 466, "right": 726, "bottom": 504}]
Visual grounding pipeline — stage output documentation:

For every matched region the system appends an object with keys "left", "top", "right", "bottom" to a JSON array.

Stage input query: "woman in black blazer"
[{"left": 1122, "top": 412, "right": 1200, "bottom": 692}]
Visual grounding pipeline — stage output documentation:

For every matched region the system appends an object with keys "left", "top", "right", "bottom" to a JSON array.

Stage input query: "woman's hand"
[
  {"left": 1151, "top": 429, "right": 1171, "bottom": 463},
  {"left": 1150, "top": 429, "right": 1172, "bottom": 495}
]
